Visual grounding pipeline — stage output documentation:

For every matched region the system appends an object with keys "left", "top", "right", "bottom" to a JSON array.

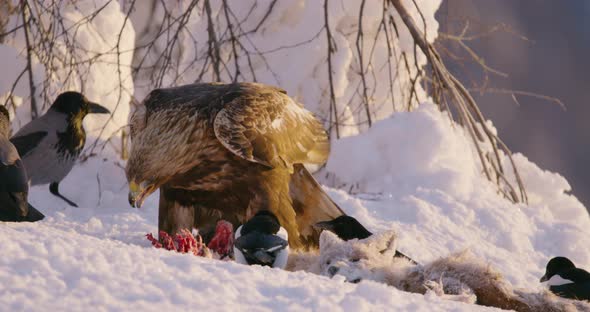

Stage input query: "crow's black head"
[
  {"left": 50, "top": 92, "right": 109, "bottom": 158},
  {"left": 51, "top": 91, "right": 110, "bottom": 117},
  {"left": 315, "top": 215, "right": 372, "bottom": 241},
  {"left": 541, "top": 256, "right": 576, "bottom": 282}
]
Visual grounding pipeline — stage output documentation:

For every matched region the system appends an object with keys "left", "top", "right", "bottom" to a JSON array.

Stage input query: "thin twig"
[
  {"left": 21, "top": 1, "right": 38, "bottom": 119},
  {"left": 324, "top": 0, "right": 340, "bottom": 138}
]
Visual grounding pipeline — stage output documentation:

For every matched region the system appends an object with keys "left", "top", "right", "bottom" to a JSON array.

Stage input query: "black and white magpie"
[
  {"left": 0, "top": 105, "right": 44, "bottom": 222},
  {"left": 540, "top": 256, "right": 590, "bottom": 301},
  {"left": 315, "top": 215, "right": 418, "bottom": 265},
  {"left": 233, "top": 210, "right": 289, "bottom": 269},
  {"left": 10, "top": 92, "right": 110, "bottom": 207}
]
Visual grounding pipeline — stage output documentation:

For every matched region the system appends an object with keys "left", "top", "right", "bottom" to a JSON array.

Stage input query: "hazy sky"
[{"left": 436, "top": 0, "right": 590, "bottom": 209}]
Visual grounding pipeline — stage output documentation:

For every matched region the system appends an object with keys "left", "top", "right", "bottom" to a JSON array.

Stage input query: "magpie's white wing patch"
[
  {"left": 276, "top": 226, "right": 289, "bottom": 241},
  {"left": 234, "top": 225, "right": 243, "bottom": 239},
  {"left": 546, "top": 275, "right": 575, "bottom": 287}
]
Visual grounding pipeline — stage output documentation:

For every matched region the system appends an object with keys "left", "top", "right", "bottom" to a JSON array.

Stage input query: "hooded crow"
[
  {"left": 315, "top": 215, "right": 418, "bottom": 265},
  {"left": 540, "top": 256, "right": 590, "bottom": 301},
  {"left": 234, "top": 210, "right": 289, "bottom": 269},
  {"left": 10, "top": 92, "right": 110, "bottom": 207},
  {"left": 0, "top": 105, "right": 44, "bottom": 222}
]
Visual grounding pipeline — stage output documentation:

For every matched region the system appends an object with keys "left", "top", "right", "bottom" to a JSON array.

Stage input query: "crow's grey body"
[
  {"left": 12, "top": 111, "right": 77, "bottom": 185},
  {"left": 9, "top": 92, "right": 110, "bottom": 207},
  {"left": 0, "top": 106, "right": 44, "bottom": 222}
]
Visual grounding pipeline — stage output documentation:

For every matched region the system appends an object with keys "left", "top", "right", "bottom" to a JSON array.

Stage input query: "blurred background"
[{"left": 437, "top": 0, "right": 590, "bottom": 208}]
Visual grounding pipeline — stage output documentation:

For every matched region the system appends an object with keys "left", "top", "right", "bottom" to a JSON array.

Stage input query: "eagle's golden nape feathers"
[{"left": 126, "top": 82, "right": 345, "bottom": 250}]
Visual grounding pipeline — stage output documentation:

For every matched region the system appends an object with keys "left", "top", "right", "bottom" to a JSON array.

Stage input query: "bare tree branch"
[
  {"left": 390, "top": 0, "right": 528, "bottom": 204},
  {"left": 21, "top": 1, "right": 38, "bottom": 119}
]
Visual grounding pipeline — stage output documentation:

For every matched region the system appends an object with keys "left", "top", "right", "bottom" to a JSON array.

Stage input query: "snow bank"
[
  {"left": 0, "top": 221, "right": 500, "bottom": 311},
  {"left": 324, "top": 102, "right": 590, "bottom": 291},
  {"left": 326, "top": 103, "right": 479, "bottom": 200}
]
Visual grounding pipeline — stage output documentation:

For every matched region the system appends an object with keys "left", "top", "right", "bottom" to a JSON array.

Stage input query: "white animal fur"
[{"left": 287, "top": 231, "right": 590, "bottom": 312}]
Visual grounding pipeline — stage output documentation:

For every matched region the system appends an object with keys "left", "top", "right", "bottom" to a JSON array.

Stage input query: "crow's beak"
[
  {"left": 314, "top": 221, "right": 335, "bottom": 231},
  {"left": 88, "top": 102, "right": 110, "bottom": 114},
  {"left": 128, "top": 180, "right": 154, "bottom": 208},
  {"left": 540, "top": 274, "right": 549, "bottom": 282}
]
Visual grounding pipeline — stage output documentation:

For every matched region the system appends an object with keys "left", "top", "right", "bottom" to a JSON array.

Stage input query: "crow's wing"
[
  {"left": 550, "top": 282, "right": 590, "bottom": 300},
  {"left": 0, "top": 192, "right": 44, "bottom": 222},
  {"left": 10, "top": 131, "right": 48, "bottom": 158},
  {"left": 0, "top": 157, "right": 29, "bottom": 219}
]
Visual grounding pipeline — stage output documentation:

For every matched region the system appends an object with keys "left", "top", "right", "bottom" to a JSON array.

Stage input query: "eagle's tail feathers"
[{"left": 289, "top": 164, "right": 345, "bottom": 249}]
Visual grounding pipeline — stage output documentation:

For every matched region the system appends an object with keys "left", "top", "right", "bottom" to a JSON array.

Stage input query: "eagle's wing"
[
  {"left": 213, "top": 85, "right": 344, "bottom": 248},
  {"left": 213, "top": 86, "right": 329, "bottom": 171},
  {"left": 289, "top": 163, "right": 344, "bottom": 244}
]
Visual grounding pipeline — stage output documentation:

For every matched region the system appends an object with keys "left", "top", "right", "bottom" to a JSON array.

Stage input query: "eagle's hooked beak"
[
  {"left": 128, "top": 181, "right": 155, "bottom": 208},
  {"left": 88, "top": 102, "right": 111, "bottom": 114}
]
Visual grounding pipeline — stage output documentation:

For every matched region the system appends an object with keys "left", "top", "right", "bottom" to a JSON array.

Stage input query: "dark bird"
[
  {"left": 233, "top": 210, "right": 289, "bottom": 268},
  {"left": 315, "top": 215, "right": 372, "bottom": 241},
  {"left": 315, "top": 215, "right": 418, "bottom": 265},
  {"left": 540, "top": 256, "right": 590, "bottom": 301},
  {"left": 126, "top": 82, "right": 344, "bottom": 249},
  {"left": 10, "top": 92, "right": 110, "bottom": 207},
  {"left": 0, "top": 105, "right": 44, "bottom": 222}
]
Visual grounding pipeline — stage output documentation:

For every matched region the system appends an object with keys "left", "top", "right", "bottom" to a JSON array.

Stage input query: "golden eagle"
[{"left": 126, "top": 82, "right": 344, "bottom": 249}]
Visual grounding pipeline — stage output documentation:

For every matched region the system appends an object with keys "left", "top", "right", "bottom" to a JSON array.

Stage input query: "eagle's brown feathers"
[
  {"left": 127, "top": 82, "right": 343, "bottom": 249},
  {"left": 213, "top": 86, "right": 330, "bottom": 170}
]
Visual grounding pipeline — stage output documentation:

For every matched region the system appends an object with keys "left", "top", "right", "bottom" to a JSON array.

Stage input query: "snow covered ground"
[{"left": 1, "top": 103, "right": 588, "bottom": 311}]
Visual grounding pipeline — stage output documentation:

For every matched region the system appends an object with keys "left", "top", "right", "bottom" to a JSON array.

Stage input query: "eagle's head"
[
  {"left": 126, "top": 144, "right": 163, "bottom": 208},
  {"left": 126, "top": 103, "right": 168, "bottom": 208},
  {"left": 125, "top": 101, "right": 208, "bottom": 208},
  {"left": 127, "top": 178, "right": 159, "bottom": 208}
]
